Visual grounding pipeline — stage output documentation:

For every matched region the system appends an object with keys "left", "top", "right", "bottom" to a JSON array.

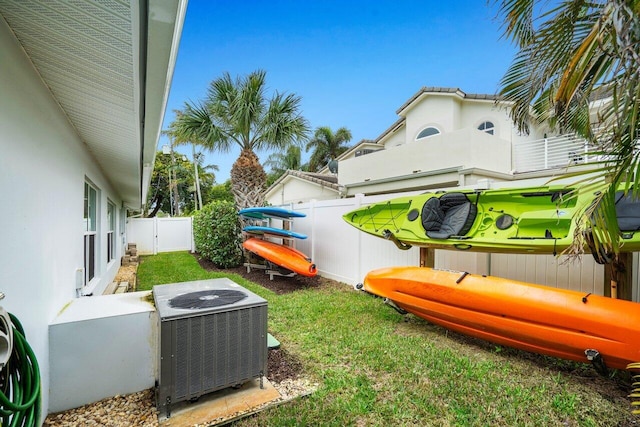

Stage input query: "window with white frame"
[
  {"left": 84, "top": 182, "right": 98, "bottom": 285},
  {"left": 478, "top": 121, "right": 495, "bottom": 135},
  {"left": 416, "top": 126, "right": 440, "bottom": 140},
  {"left": 107, "top": 201, "right": 115, "bottom": 263}
]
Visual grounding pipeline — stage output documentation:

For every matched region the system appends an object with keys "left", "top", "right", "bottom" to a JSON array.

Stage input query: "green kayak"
[{"left": 342, "top": 184, "right": 640, "bottom": 258}]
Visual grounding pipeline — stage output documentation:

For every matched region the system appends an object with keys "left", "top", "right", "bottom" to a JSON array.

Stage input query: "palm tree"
[
  {"left": 168, "top": 70, "right": 310, "bottom": 209},
  {"left": 306, "top": 126, "right": 352, "bottom": 172},
  {"left": 192, "top": 150, "right": 219, "bottom": 210},
  {"left": 264, "top": 144, "right": 308, "bottom": 187},
  {"left": 265, "top": 145, "right": 305, "bottom": 175},
  {"left": 496, "top": 0, "right": 640, "bottom": 255}
]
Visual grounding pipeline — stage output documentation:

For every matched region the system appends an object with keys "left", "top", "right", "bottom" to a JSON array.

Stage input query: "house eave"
[
  {"left": 0, "top": 0, "right": 187, "bottom": 209},
  {"left": 343, "top": 166, "right": 463, "bottom": 194},
  {"left": 264, "top": 170, "right": 340, "bottom": 201},
  {"left": 396, "top": 87, "right": 506, "bottom": 117}
]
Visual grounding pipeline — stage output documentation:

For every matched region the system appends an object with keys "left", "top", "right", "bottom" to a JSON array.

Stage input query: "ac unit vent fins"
[{"left": 169, "top": 290, "right": 247, "bottom": 310}]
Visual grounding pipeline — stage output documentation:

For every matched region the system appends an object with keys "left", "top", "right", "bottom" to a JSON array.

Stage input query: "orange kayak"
[
  {"left": 243, "top": 238, "right": 317, "bottom": 277},
  {"left": 363, "top": 266, "right": 640, "bottom": 370}
]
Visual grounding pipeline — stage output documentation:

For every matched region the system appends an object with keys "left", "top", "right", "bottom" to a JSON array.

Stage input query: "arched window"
[
  {"left": 416, "top": 126, "right": 440, "bottom": 140},
  {"left": 478, "top": 121, "right": 495, "bottom": 135}
]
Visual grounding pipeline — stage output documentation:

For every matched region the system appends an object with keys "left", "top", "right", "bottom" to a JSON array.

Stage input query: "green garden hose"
[{"left": 0, "top": 313, "right": 41, "bottom": 427}]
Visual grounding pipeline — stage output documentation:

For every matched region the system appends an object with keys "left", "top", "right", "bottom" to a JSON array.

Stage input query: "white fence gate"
[{"left": 126, "top": 217, "right": 194, "bottom": 255}]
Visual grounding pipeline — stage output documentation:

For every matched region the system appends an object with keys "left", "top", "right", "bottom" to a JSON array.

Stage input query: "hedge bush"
[{"left": 193, "top": 201, "right": 243, "bottom": 268}]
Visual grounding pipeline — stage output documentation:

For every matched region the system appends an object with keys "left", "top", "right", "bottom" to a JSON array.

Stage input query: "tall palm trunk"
[
  {"left": 231, "top": 149, "right": 267, "bottom": 210},
  {"left": 192, "top": 144, "right": 203, "bottom": 210}
]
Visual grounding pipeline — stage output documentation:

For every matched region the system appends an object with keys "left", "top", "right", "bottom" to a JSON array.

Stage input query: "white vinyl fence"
[
  {"left": 126, "top": 217, "right": 194, "bottom": 255},
  {"left": 126, "top": 194, "right": 637, "bottom": 299}
]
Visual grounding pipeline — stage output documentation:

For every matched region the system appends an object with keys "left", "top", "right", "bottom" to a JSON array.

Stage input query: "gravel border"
[{"left": 43, "top": 378, "right": 317, "bottom": 426}]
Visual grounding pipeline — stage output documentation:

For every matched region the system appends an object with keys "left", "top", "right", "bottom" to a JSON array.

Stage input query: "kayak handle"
[
  {"left": 383, "top": 229, "right": 413, "bottom": 251},
  {"left": 455, "top": 272, "right": 469, "bottom": 284},
  {"left": 453, "top": 243, "right": 473, "bottom": 250}
]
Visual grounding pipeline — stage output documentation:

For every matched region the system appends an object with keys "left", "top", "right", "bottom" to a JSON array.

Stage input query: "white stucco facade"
[
  {"left": 337, "top": 88, "right": 584, "bottom": 197},
  {"left": 0, "top": 0, "right": 186, "bottom": 418},
  {"left": 0, "top": 17, "right": 129, "bottom": 414}
]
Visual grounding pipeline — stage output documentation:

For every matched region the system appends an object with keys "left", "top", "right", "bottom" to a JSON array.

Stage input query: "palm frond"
[
  {"left": 305, "top": 125, "right": 352, "bottom": 171},
  {"left": 255, "top": 92, "right": 310, "bottom": 151},
  {"left": 498, "top": 0, "right": 640, "bottom": 255},
  {"left": 495, "top": 0, "right": 535, "bottom": 47}
]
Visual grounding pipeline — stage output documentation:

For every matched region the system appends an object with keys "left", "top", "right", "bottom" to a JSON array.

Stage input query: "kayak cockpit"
[
  {"left": 420, "top": 193, "right": 478, "bottom": 239},
  {"left": 615, "top": 191, "right": 640, "bottom": 234}
]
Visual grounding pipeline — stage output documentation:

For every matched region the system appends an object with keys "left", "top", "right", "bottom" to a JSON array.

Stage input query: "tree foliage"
[
  {"left": 192, "top": 200, "right": 243, "bottom": 268},
  {"left": 264, "top": 144, "right": 308, "bottom": 186},
  {"left": 145, "top": 151, "right": 231, "bottom": 217},
  {"left": 496, "top": 0, "right": 640, "bottom": 255},
  {"left": 167, "top": 70, "right": 310, "bottom": 209},
  {"left": 306, "top": 126, "right": 352, "bottom": 172}
]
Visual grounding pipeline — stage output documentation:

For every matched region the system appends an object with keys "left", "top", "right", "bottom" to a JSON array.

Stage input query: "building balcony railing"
[{"left": 512, "top": 133, "right": 598, "bottom": 173}]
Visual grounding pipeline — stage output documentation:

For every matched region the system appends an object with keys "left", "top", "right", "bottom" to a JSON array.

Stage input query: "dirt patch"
[{"left": 267, "top": 347, "right": 305, "bottom": 383}]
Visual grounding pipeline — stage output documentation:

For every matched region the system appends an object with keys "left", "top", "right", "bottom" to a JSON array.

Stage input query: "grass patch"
[
  {"left": 136, "top": 252, "right": 273, "bottom": 298},
  {"left": 138, "top": 252, "right": 635, "bottom": 426}
]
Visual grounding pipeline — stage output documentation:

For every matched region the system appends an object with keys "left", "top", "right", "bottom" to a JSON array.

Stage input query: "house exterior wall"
[
  {"left": 0, "top": 18, "right": 124, "bottom": 416},
  {"left": 336, "top": 90, "right": 569, "bottom": 194},
  {"left": 265, "top": 177, "right": 339, "bottom": 205},
  {"left": 397, "top": 96, "right": 545, "bottom": 149},
  {"left": 339, "top": 128, "right": 511, "bottom": 188},
  {"left": 403, "top": 95, "right": 461, "bottom": 139},
  {"left": 381, "top": 128, "right": 405, "bottom": 148}
]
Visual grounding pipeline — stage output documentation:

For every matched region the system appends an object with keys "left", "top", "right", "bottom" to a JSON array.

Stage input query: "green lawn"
[{"left": 138, "top": 252, "right": 636, "bottom": 427}]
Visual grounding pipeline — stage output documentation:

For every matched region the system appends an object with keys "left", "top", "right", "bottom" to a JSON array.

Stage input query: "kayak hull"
[
  {"left": 243, "top": 225, "right": 307, "bottom": 240},
  {"left": 239, "top": 207, "right": 306, "bottom": 220},
  {"left": 363, "top": 266, "right": 640, "bottom": 370},
  {"left": 242, "top": 237, "right": 317, "bottom": 277}
]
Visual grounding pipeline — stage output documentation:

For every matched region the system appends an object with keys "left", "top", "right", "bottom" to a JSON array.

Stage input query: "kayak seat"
[
  {"left": 421, "top": 193, "right": 478, "bottom": 239},
  {"left": 615, "top": 191, "right": 640, "bottom": 231}
]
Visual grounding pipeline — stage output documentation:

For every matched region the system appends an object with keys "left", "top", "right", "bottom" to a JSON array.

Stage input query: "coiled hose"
[
  {"left": 0, "top": 313, "right": 41, "bottom": 427},
  {"left": 629, "top": 362, "right": 640, "bottom": 415}
]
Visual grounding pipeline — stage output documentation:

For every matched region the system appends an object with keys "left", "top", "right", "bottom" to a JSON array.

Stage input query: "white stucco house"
[
  {"left": 265, "top": 86, "right": 596, "bottom": 204},
  {"left": 0, "top": 0, "right": 186, "bottom": 418}
]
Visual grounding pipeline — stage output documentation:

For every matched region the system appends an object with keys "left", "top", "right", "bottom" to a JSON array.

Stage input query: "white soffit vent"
[{"left": 0, "top": 0, "right": 141, "bottom": 201}]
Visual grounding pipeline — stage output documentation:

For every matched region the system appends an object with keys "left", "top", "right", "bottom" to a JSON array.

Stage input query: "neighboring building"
[
  {"left": 266, "top": 170, "right": 340, "bottom": 205},
  {"left": 0, "top": 0, "right": 186, "bottom": 417},
  {"left": 266, "top": 86, "right": 597, "bottom": 204}
]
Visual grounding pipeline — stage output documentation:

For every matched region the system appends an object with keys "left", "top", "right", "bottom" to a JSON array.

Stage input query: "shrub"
[{"left": 193, "top": 201, "right": 243, "bottom": 268}]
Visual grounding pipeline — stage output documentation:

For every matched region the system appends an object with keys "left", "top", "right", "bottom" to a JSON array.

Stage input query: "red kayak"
[
  {"left": 363, "top": 266, "right": 640, "bottom": 371},
  {"left": 243, "top": 237, "right": 317, "bottom": 277}
]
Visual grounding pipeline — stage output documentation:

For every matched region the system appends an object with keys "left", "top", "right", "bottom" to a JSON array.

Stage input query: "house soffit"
[{"left": 0, "top": 0, "right": 185, "bottom": 208}]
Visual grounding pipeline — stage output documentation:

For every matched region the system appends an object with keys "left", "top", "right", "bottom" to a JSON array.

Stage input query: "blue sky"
[{"left": 159, "top": 0, "right": 517, "bottom": 183}]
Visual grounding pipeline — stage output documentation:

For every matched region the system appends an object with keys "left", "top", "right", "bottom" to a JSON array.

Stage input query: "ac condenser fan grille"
[{"left": 169, "top": 290, "right": 247, "bottom": 310}]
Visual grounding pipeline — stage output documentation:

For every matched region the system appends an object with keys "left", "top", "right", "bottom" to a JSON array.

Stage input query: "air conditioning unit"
[{"left": 153, "top": 278, "right": 268, "bottom": 417}]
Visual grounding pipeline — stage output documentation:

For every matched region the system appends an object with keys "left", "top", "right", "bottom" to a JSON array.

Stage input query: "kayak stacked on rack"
[
  {"left": 342, "top": 183, "right": 640, "bottom": 260},
  {"left": 239, "top": 207, "right": 317, "bottom": 279},
  {"left": 345, "top": 183, "right": 640, "bottom": 372}
]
